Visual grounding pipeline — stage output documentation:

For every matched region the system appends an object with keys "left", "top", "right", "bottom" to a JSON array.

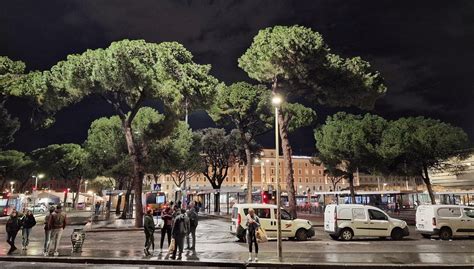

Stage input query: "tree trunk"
[
  {"left": 422, "top": 164, "right": 436, "bottom": 205},
  {"left": 244, "top": 143, "right": 253, "bottom": 203},
  {"left": 115, "top": 180, "right": 124, "bottom": 215},
  {"left": 278, "top": 112, "right": 297, "bottom": 218},
  {"left": 72, "top": 178, "right": 82, "bottom": 209},
  {"left": 122, "top": 120, "right": 144, "bottom": 227},
  {"left": 348, "top": 174, "right": 356, "bottom": 204}
]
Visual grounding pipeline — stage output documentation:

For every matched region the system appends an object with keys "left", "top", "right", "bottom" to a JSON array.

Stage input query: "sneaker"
[
  {"left": 254, "top": 257, "right": 258, "bottom": 262},
  {"left": 144, "top": 248, "right": 150, "bottom": 256},
  {"left": 54, "top": 251, "right": 59, "bottom": 256},
  {"left": 43, "top": 252, "right": 48, "bottom": 256}
]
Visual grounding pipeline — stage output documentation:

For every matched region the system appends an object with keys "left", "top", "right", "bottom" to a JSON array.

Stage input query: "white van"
[
  {"left": 416, "top": 205, "right": 474, "bottom": 240},
  {"left": 324, "top": 204, "right": 409, "bottom": 241},
  {"left": 230, "top": 203, "right": 315, "bottom": 241}
]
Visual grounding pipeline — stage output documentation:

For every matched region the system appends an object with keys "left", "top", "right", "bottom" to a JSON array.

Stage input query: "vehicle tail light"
[
  {"left": 237, "top": 213, "right": 241, "bottom": 226},
  {"left": 432, "top": 217, "right": 436, "bottom": 226}
]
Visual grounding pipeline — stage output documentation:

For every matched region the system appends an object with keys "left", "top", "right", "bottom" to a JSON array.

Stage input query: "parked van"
[
  {"left": 324, "top": 204, "right": 409, "bottom": 241},
  {"left": 416, "top": 205, "right": 474, "bottom": 240},
  {"left": 230, "top": 203, "right": 315, "bottom": 241}
]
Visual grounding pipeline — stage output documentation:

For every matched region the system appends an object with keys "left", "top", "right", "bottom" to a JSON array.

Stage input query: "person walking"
[
  {"left": 48, "top": 205, "right": 67, "bottom": 256},
  {"left": 95, "top": 202, "right": 100, "bottom": 215},
  {"left": 6, "top": 210, "right": 21, "bottom": 254},
  {"left": 246, "top": 208, "right": 260, "bottom": 262},
  {"left": 186, "top": 202, "right": 198, "bottom": 251},
  {"left": 43, "top": 206, "right": 55, "bottom": 256},
  {"left": 21, "top": 210, "right": 36, "bottom": 250},
  {"left": 160, "top": 203, "right": 173, "bottom": 251},
  {"left": 143, "top": 209, "right": 155, "bottom": 256},
  {"left": 170, "top": 208, "right": 189, "bottom": 260}
]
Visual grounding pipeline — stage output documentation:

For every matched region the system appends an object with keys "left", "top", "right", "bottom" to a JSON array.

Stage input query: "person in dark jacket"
[
  {"left": 170, "top": 208, "right": 189, "bottom": 260},
  {"left": 143, "top": 209, "right": 155, "bottom": 256},
  {"left": 186, "top": 202, "right": 198, "bottom": 251},
  {"left": 6, "top": 211, "right": 21, "bottom": 254},
  {"left": 160, "top": 203, "right": 173, "bottom": 251},
  {"left": 21, "top": 210, "right": 36, "bottom": 250}
]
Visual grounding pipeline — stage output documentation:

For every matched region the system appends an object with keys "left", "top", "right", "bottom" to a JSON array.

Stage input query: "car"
[
  {"left": 324, "top": 204, "right": 409, "bottom": 241},
  {"left": 230, "top": 203, "right": 315, "bottom": 242},
  {"left": 27, "top": 204, "right": 47, "bottom": 213},
  {"left": 76, "top": 202, "right": 86, "bottom": 210},
  {"left": 416, "top": 205, "right": 474, "bottom": 240}
]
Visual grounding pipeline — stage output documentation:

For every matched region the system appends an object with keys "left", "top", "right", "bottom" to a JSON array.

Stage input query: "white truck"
[
  {"left": 324, "top": 204, "right": 409, "bottom": 241},
  {"left": 416, "top": 205, "right": 474, "bottom": 240}
]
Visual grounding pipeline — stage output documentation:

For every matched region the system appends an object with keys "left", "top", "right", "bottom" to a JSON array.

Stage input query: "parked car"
[
  {"left": 230, "top": 203, "right": 315, "bottom": 241},
  {"left": 324, "top": 204, "right": 409, "bottom": 241},
  {"left": 27, "top": 204, "right": 47, "bottom": 213},
  {"left": 76, "top": 202, "right": 86, "bottom": 210},
  {"left": 416, "top": 205, "right": 474, "bottom": 240}
]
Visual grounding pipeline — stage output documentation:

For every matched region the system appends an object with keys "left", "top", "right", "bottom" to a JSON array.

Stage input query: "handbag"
[
  {"left": 168, "top": 238, "right": 176, "bottom": 252},
  {"left": 256, "top": 227, "right": 268, "bottom": 243}
]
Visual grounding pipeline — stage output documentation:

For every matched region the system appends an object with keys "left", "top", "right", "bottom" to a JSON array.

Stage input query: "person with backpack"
[
  {"left": 246, "top": 208, "right": 260, "bottom": 262},
  {"left": 186, "top": 202, "right": 198, "bottom": 251},
  {"left": 160, "top": 203, "right": 173, "bottom": 251},
  {"left": 170, "top": 208, "right": 189, "bottom": 260},
  {"left": 5, "top": 210, "right": 21, "bottom": 254},
  {"left": 20, "top": 210, "right": 36, "bottom": 250},
  {"left": 43, "top": 206, "right": 55, "bottom": 256},
  {"left": 48, "top": 205, "right": 67, "bottom": 256}
]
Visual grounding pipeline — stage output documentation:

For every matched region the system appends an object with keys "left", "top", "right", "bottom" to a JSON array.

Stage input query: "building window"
[
  {"left": 318, "top": 170, "right": 322, "bottom": 175},
  {"left": 233, "top": 177, "right": 236, "bottom": 182},
  {"left": 298, "top": 178, "right": 302, "bottom": 183},
  {"left": 305, "top": 163, "right": 308, "bottom": 167},
  {"left": 298, "top": 169, "right": 302, "bottom": 175},
  {"left": 271, "top": 178, "right": 274, "bottom": 183},
  {"left": 271, "top": 162, "right": 274, "bottom": 166},
  {"left": 271, "top": 168, "right": 274, "bottom": 175},
  {"left": 305, "top": 178, "right": 309, "bottom": 183}
]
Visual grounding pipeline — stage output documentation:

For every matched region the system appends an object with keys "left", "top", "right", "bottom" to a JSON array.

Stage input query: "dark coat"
[
  {"left": 6, "top": 216, "right": 21, "bottom": 233},
  {"left": 144, "top": 214, "right": 155, "bottom": 233},
  {"left": 22, "top": 214, "right": 36, "bottom": 229}
]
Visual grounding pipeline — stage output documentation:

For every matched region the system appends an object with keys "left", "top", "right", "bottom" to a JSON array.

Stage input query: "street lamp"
[
  {"left": 272, "top": 95, "right": 282, "bottom": 260},
  {"left": 10, "top": 181, "right": 14, "bottom": 193},
  {"left": 84, "top": 180, "right": 88, "bottom": 194},
  {"left": 33, "top": 174, "right": 45, "bottom": 191}
]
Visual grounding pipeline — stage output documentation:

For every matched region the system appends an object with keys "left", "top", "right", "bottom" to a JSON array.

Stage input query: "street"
[{"left": 0, "top": 215, "right": 473, "bottom": 267}]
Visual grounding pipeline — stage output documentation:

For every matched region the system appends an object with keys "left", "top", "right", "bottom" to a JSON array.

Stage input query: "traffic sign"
[{"left": 153, "top": 184, "right": 161, "bottom": 191}]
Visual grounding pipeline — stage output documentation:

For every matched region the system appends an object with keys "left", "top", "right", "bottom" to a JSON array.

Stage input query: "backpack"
[{"left": 188, "top": 210, "right": 198, "bottom": 227}]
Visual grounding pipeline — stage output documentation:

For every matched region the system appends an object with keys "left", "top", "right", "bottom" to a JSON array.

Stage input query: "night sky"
[{"left": 1, "top": 0, "right": 473, "bottom": 155}]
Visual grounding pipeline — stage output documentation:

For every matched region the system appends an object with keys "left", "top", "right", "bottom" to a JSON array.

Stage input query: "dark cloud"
[{"left": 1, "top": 0, "right": 473, "bottom": 153}]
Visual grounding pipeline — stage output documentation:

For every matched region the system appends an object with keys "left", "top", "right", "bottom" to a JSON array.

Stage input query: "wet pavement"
[{"left": 0, "top": 216, "right": 473, "bottom": 267}]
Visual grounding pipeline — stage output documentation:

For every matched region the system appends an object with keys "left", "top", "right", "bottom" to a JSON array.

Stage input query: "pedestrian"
[
  {"left": 21, "top": 210, "right": 36, "bottom": 250},
  {"left": 186, "top": 202, "right": 198, "bottom": 251},
  {"left": 160, "top": 203, "right": 173, "bottom": 251},
  {"left": 43, "top": 206, "right": 55, "bottom": 256},
  {"left": 95, "top": 202, "right": 100, "bottom": 215},
  {"left": 5, "top": 210, "right": 21, "bottom": 254},
  {"left": 170, "top": 208, "right": 189, "bottom": 260},
  {"left": 143, "top": 209, "right": 155, "bottom": 256},
  {"left": 48, "top": 205, "right": 67, "bottom": 256},
  {"left": 246, "top": 208, "right": 260, "bottom": 262},
  {"left": 395, "top": 203, "right": 400, "bottom": 215},
  {"left": 177, "top": 200, "right": 182, "bottom": 210}
]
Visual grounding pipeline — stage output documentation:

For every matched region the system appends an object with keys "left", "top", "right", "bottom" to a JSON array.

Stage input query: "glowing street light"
[{"left": 272, "top": 94, "right": 283, "bottom": 260}]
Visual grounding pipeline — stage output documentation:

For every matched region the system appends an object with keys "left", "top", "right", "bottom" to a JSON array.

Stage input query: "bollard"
[{"left": 71, "top": 228, "right": 86, "bottom": 253}]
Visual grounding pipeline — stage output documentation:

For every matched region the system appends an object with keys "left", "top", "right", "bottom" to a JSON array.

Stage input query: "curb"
[{"left": 0, "top": 256, "right": 472, "bottom": 268}]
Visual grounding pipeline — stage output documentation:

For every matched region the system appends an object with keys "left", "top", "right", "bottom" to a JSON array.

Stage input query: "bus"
[
  {"left": 144, "top": 191, "right": 167, "bottom": 215},
  {"left": 0, "top": 193, "right": 22, "bottom": 216}
]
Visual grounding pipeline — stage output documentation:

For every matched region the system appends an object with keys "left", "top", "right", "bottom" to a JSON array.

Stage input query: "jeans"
[
  {"left": 186, "top": 226, "right": 196, "bottom": 250},
  {"left": 160, "top": 225, "right": 172, "bottom": 249},
  {"left": 21, "top": 228, "right": 32, "bottom": 247},
  {"left": 6, "top": 231, "right": 18, "bottom": 249},
  {"left": 247, "top": 230, "right": 258, "bottom": 254},
  {"left": 49, "top": 228, "right": 63, "bottom": 253},
  {"left": 172, "top": 234, "right": 184, "bottom": 258},
  {"left": 43, "top": 230, "right": 51, "bottom": 252},
  {"left": 144, "top": 230, "right": 154, "bottom": 251}
]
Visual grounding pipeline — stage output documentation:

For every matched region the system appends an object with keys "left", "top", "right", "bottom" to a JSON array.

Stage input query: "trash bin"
[{"left": 71, "top": 228, "right": 86, "bottom": 253}]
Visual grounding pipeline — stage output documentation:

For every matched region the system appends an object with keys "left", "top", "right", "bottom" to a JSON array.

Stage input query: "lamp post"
[
  {"left": 272, "top": 95, "right": 282, "bottom": 260},
  {"left": 84, "top": 180, "right": 88, "bottom": 194},
  {"left": 10, "top": 181, "right": 14, "bottom": 193},
  {"left": 32, "top": 174, "right": 44, "bottom": 214}
]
